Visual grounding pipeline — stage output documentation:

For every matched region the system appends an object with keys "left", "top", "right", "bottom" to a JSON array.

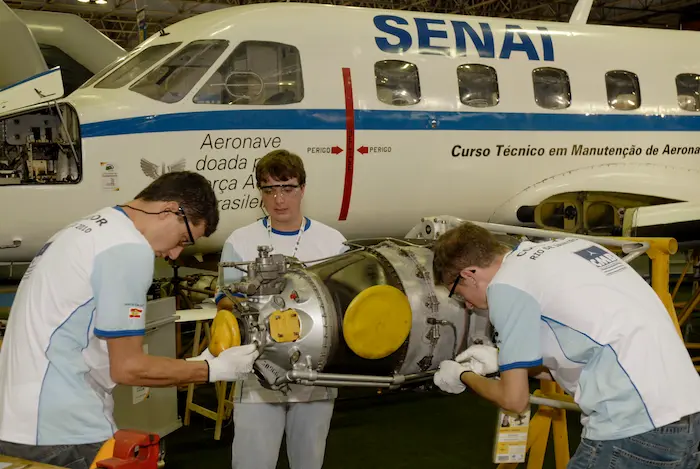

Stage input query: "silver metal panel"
[
  {"left": 112, "top": 296, "right": 182, "bottom": 437},
  {"left": 244, "top": 270, "right": 338, "bottom": 386},
  {"left": 374, "top": 243, "right": 468, "bottom": 375}
]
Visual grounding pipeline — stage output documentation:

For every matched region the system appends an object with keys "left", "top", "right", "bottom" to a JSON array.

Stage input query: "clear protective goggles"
[{"left": 259, "top": 184, "right": 301, "bottom": 197}]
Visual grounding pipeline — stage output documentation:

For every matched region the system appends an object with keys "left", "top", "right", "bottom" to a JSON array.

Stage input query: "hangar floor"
[{"left": 165, "top": 382, "right": 582, "bottom": 469}]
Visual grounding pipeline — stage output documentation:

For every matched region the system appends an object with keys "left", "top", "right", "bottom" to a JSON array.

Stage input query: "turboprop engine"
[{"left": 213, "top": 235, "right": 516, "bottom": 392}]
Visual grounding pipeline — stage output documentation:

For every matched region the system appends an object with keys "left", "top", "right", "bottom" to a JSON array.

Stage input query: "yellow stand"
[
  {"left": 497, "top": 381, "right": 571, "bottom": 469},
  {"left": 183, "top": 318, "right": 236, "bottom": 440},
  {"left": 628, "top": 237, "right": 682, "bottom": 335},
  {"left": 497, "top": 236, "right": 680, "bottom": 469},
  {"left": 670, "top": 250, "right": 700, "bottom": 371}
]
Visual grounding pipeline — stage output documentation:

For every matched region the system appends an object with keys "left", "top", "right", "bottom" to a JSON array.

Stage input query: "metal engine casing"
[{"left": 220, "top": 239, "right": 493, "bottom": 391}]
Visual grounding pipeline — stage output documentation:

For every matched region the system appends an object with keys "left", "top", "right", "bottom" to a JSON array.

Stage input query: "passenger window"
[
  {"left": 605, "top": 70, "right": 641, "bottom": 110},
  {"left": 532, "top": 67, "right": 571, "bottom": 110},
  {"left": 457, "top": 64, "right": 499, "bottom": 108},
  {"left": 375, "top": 60, "right": 421, "bottom": 106},
  {"left": 194, "top": 41, "right": 304, "bottom": 105},
  {"left": 94, "top": 43, "right": 181, "bottom": 89},
  {"left": 130, "top": 40, "right": 229, "bottom": 104},
  {"left": 676, "top": 73, "right": 700, "bottom": 112}
]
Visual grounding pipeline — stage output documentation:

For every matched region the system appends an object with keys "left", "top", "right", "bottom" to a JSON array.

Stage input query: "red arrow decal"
[
  {"left": 331, "top": 146, "right": 343, "bottom": 154},
  {"left": 357, "top": 146, "right": 368, "bottom": 155}
]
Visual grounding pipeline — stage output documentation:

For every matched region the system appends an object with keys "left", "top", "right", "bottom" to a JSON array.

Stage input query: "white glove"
[
  {"left": 456, "top": 344, "right": 499, "bottom": 376},
  {"left": 433, "top": 360, "right": 473, "bottom": 394},
  {"left": 203, "top": 344, "right": 260, "bottom": 382},
  {"left": 186, "top": 347, "right": 216, "bottom": 362}
]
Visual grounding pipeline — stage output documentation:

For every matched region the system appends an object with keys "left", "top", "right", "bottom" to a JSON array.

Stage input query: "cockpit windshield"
[
  {"left": 129, "top": 40, "right": 229, "bottom": 104},
  {"left": 92, "top": 43, "right": 181, "bottom": 89},
  {"left": 193, "top": 41, "right": 304, "bottom": 105}
]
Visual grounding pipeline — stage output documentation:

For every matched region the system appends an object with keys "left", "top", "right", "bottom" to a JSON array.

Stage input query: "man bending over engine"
[
  {"left": 211, "top": 150, "right": 347, "bottom": 469},
  {"left": 431, "top": 221, "right": 700, "bottom": 469},
  {"left": 0, "top": 172, "right": 259, "bottom": 468}
]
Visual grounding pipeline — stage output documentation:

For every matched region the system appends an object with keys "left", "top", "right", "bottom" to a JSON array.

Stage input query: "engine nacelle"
[{"left": 217, "top": 238, "right": 503, "bottom": 391}]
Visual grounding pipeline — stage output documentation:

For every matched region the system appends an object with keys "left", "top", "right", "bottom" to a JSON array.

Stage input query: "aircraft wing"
[{"left": 0, "top": 67, "right": 65, "bottom": 120}]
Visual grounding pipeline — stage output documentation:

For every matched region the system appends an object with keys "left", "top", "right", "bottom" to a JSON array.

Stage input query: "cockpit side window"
[
  {"left": 80, "top": 55, "right": 126, "bottom": 89},
  {"left": 193, "top": 41, "right": 304, "bottom": 105},
  {"left": 93, "top": 43, "right": 181, "bottom": 89},
  {"left": 130, "top": 40, "right": 229, "bottom": 104}
]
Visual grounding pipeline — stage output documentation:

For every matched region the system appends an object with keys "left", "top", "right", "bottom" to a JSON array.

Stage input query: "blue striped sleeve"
[
  {"left": 215, "top": 241, "right": 245, "bottom": 303},
  {"left": 91, "top": 243, "right": 154, "bottom": 338},
  {"left": 487, "top": 283, "right": 543, "bottom": 372}
]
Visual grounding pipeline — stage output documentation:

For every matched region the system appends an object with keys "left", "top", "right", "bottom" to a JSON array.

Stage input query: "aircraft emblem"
[{"left": 140, "top": 158, "right": 187, "bottom": 179}]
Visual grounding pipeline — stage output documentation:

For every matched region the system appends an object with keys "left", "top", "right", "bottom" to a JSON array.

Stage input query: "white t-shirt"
[
  {"left": 215, "top": 216, "right": 347, "bottom": 404},
  {"left": 0, "top": 206, "right": 153, "bottom": 445},
  {"left": 487, "top": 237, "right": 700, "bottom": 441}
]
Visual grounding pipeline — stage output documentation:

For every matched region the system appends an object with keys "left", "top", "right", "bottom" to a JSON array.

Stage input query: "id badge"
[{"left": 492, "top": 406, "right": 530, "bottom": 464}]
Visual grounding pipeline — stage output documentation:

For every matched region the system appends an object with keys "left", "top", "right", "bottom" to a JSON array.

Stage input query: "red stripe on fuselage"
[{"left": 339, "top": 67, "right": 355, "bottom": 221}]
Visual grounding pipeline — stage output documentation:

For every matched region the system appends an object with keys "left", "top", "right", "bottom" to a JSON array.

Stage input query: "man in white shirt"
[
  {"left": 431, "top": 221, "right": 700, "bottom": 469},
  {"left": 215, "top": 150, "right": 347, "bottom": 469},
  {"left": 0, "top": 171, "right": 259, "bottom": 469}
]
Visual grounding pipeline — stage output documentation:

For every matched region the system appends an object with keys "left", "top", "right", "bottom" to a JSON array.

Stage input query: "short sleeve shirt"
[
  {"left": 0, "top": 206, "right": 153, "bottom": 445},
  {"left": 488, "top": 238, "right": 700, "bottom": 440}
]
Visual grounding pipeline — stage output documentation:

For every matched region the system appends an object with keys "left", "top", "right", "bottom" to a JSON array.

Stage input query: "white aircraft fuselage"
[{"left": 2, "top": 2, "right": 700, "bottom": 265}]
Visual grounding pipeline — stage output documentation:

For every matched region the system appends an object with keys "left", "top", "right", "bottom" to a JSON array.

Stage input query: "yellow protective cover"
[
  {"left": 208, "top": 310, "right": 242, "bottom": 356},
  {"left": 269, "top": 309, "right": 301, "bottom": 343},
  {"left": 343, "top": 285, "right": 412, "bottom": 359},
  {"left": 89, "top": 438, "right": 115, "bottom": 469}
]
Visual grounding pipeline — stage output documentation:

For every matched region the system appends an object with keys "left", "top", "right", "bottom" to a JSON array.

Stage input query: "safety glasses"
[
  {"left": 118, "top": 204, "right": 194, "bottom": 246},
  {"left": 178, "top": 206, "right": 195, "bottom": 246},
  {"left": 447, "top": 269, "right": 476, "bottom": 298},
  {"left": 259, "top": 184, "right": 300, "bottom": 197}
]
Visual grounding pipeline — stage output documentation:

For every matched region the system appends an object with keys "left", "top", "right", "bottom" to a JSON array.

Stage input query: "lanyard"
[{"left": 267, "top": 216, "right": 305, "bottom": 259}]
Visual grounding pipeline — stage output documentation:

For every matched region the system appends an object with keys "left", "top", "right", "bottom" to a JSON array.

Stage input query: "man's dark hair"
[
  {"left": 255, "top": 150, "right": 306, "bottom": 188},
  {"left": 135, "top": 171, "right": 219, "bottom": 237},
  {"left": 432, "top": 222, "right": 510, "bottom": 286}
]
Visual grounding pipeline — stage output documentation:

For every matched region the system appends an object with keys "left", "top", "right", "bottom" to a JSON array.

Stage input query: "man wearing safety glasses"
[
  {"left": 431, "top": 221, "right": 700, "bottom": 469},
  {"left": 0, "top": 171, "right": 259, "bottom": 468},
  {"left": 214, "top": 150, "right": 347, "bottom": 469}
]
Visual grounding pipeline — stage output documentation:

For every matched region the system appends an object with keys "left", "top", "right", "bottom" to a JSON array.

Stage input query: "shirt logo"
[
  {"left": 129, "top": 307, "right": 143, "bottom": 318},
  {"left": 573, "top": 245, "right": 626, "bottom": 276}
]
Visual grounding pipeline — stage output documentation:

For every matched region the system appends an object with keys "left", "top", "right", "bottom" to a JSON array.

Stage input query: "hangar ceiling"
[{"left": 6, "top": 0, "right": 700, "bottom": 49}]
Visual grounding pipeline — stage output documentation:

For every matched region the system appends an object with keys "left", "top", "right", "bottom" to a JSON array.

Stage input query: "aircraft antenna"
[{"left": 569, "top": 0, "right": 594, "bottom": 24}]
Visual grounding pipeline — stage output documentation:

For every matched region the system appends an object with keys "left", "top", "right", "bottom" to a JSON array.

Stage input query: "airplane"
[{"left": 2, "top": 0, "right": 700, "bottom": 276}]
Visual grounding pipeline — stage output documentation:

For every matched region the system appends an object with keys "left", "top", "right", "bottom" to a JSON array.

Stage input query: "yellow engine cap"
[
  {"left": 343, "top": 285, "right": 412, "bottom": 359},
  {"left": 269, "top": 309, "right": 301, "bottom": 343},
  {"left": 89, "top": 438, "right": 116, "bottom": 468},
  {"left": 208, "top": 309, "right": 242, "bottom": 357}
]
